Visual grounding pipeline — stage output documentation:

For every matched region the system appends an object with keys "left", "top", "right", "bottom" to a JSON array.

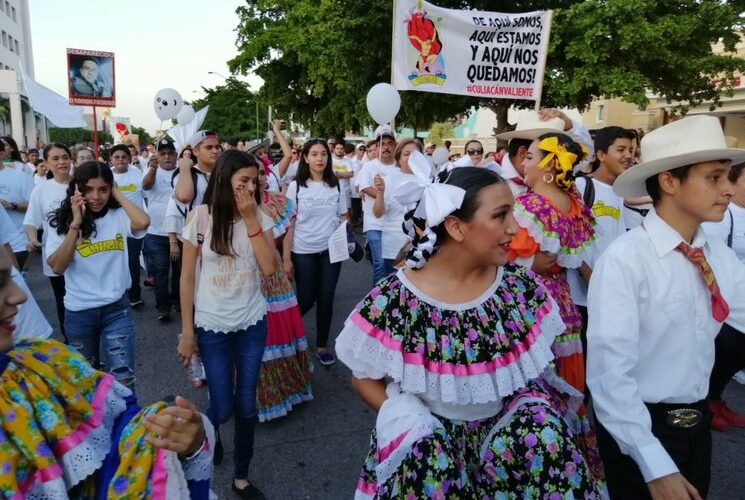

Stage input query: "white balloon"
[
  {"left": 431, "top": 147, "right": 450, "bottom": 167},
  {"left": 176, "top": 105, "right": 195, "bottom": 125},
  {"left": 366, "top": 83, "right": 401, "bottom": 125},
  {"left": 153, "top": 88, "right": 184, "bottom": 121}
]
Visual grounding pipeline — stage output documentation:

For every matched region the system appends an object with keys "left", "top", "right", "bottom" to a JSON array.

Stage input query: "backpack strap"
[
  {"left": 577, "top": 174, "right": 595, "bottom": 209},
  {"left": 727, "top": 207, "right": 734, "bottom": 248},
  {"left": 172, "top": 167, "right": 206, "bottom": 218},
  {"left": 195, "top": 204, "right": 209, "bottom": 263}
]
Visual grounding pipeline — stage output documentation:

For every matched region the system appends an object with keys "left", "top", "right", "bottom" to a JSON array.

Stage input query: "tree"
[
  {"left": 427, "top": 122, "right": 455, "bottom": 146},
  {"left": 189, "top": 78, "right": 269, "bottom": 141},
  {"left": 131, "top": 125, "right": 153, "bottom": 145},
  {"left": 230, "top": 0, "right": 745, "bottom": 136},
  {"left": 48, "top": 127, "right": 112, "bottom": 145}
]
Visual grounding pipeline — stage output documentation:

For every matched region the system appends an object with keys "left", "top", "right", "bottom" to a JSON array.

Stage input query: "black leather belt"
[{"left": 645, "top": 400, "right": 708, "bottom": 429}]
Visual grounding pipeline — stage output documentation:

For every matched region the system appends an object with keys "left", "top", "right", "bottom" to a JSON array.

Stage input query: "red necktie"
[
  {"left": 675, "top": 242, "right": 730, "bottom": 322},
  {"left": 511, "top": 176, "right": 526, "bottom": 187}
]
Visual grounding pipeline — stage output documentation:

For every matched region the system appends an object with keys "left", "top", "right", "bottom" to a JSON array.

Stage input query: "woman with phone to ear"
[{"left": 46, "top": 161, "right": 150, "bottom": 391}]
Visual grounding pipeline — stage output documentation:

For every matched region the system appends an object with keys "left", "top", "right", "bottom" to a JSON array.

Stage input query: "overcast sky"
[{"left": 29, "top": 0, "right": 262, "bottom": 132}]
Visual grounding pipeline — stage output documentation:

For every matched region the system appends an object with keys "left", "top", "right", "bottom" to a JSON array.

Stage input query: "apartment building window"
[
  {"left": 596, "top": 104, "right": 606, "bottom": 123},
  {"left": 11, "top": 6, "right": 15, "bottom": 21},
  {"left": 13, "top": 39, "right": 18, "bottom": 53},
  {"left": 4, "top": 3, "right": 8, "bottom": 17},
  {"left": 0, "top": 1, "right": 4, "bottom": 11},
  {"left": 8, "top": 35, "right": 13, "bottom": 52},
  {"left": 1, "top": 31, "right": 6, "bottom": 48}
]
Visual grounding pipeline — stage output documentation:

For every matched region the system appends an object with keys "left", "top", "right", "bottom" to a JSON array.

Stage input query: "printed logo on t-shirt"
[
  {"left": 117, "top": 184, "right": 138, "bottom": 192},
  {"left": 333, "top": 163, "right": 349, "bottom": 172},
  {"left": 76, "top": 233, "right": 125, "bottom": 257},
  {"left": 592, "top": 201, "right": 620, "bottom": 220}
]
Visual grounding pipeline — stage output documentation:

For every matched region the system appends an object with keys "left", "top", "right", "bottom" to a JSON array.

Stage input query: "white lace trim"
[
  {"left": 478, "top": 396, "right": 550, "bottom": 461},
  {"left": 26, "top": 477, "right": 68, "bottom": 499},
  {"left": 540, "top": 368, "right": 584, "bottom": 416},
  {"left": 165, "top": 449, "right": 191, "bottom": 499},
  {"left": 336, "top": 297, "right": 564, "bottom": 405},
  {"left": 261, "top": 337, "right": 308, "bottom": 362},
  {"left": 59, "top": 380, "right": 131, "bottom": 489},
  {"left": 513, "top": 208, "right": 588, "bottom": 269},
  {"left": 181, "top": 413, "right": 215, "bottom": 482}
]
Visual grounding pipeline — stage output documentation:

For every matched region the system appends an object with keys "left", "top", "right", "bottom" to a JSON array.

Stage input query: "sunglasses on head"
[{"left": 467, "top": 148, "right": 484, "bottom": 156}]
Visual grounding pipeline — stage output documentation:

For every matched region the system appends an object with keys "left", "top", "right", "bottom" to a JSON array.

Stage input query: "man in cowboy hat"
[
  {"left": 496, "top": 108, "right": 593, "bottom": 197},
  {"left": 586, "top": 115, "right": 745, "bottom": 499}
]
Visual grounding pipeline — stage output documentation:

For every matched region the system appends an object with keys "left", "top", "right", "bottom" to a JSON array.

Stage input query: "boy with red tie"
[{"left": 587, "top": 115, "right": 745, "bottom": 499}]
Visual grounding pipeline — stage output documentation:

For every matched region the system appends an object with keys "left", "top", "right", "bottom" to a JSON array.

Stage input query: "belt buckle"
[{"left": 666, "top": 408, "right": 702, "bottom": 429}]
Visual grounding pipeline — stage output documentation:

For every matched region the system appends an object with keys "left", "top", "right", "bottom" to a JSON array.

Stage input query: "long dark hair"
[
  {"left": 48, "top": 161, "right": 120, "bottom": 238},
  {"left": 1, "top": 136, "right": 23, "bottom": 162},
  {"left": 296, "top": 139, "right": 338, "bottom": 188},
  {"left": 203, "top": 150, "right": 262, "bottom": 257},
  {"left": 403, "top": 167, "right": 506, "bottom": 267}
]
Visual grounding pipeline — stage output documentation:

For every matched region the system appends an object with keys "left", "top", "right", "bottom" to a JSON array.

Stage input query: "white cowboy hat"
[
  {"left": 496, "top": 111, "right": 566, "bottom": 141},
  {"left": 613, "top": 115, "right": 745, "bottom": 198}
]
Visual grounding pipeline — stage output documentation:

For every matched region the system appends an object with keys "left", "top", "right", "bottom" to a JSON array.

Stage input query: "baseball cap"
[
  {"left": 156, "top": 139, "right": 176, "bottom": 150},
  {"left": 189, "top": 130, "right": 218, "bottom": 148},
  {"left": 226, "top": 138, "right": 238, "bottom": 147},
  {"left": 375, "top": 125, "right": 395, "bottom": 140}
]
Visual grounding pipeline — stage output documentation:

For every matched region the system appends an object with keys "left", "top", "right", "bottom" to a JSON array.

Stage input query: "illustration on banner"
[{"left": 405, "top": 4, "right": 446, "bottom": 87}]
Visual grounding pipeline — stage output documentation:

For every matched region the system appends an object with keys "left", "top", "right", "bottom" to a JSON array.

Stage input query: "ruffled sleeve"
[
  {"left": 513, "top": 191, "right": 596, "bottom": 269},
  {"left": 336, "top": 266, "right": 566, "bottom": 405}
]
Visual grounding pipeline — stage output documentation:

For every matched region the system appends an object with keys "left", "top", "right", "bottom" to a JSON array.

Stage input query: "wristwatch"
[{"left": 10, "top": 202, "right": 17, "bottom": 210}]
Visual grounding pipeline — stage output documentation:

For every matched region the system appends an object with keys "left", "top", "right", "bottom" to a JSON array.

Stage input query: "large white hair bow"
[{"left": 392, "top": 150, "right": 465, "bottom": 227}]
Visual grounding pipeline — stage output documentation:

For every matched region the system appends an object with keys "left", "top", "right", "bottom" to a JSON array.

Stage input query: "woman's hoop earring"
[{"left": 542, "top": 172, "right": 555, "bottom": 184}]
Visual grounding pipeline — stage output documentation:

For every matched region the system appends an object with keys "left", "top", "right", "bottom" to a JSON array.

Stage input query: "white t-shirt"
[
  {"left": 45, "top": 208, "right": 142, "bottom": 311},
  {"left": 23, "top": 178, "right": 68, "bottom": 276},
  {"left": 9, "top": 160, "right": 33, "bottom": 176},
  {"left": 34, "top": 174, "right": 47, "bottom": 186},
  {"left": 164, "top": 167, "right": 210, "bottom": 237},
  {"left": 144, "top": 168, "right": 175, "bottom": 237},
  {"left": 568, "top": 177, "right": 627, "bottom": 307},
  {"left": 282, "top": 160, "right": 299, "bottom": 186},
  {"left": 332, "top": 156, "right": 352, "bottom": 199},
  {"left": 287, "top": 180, "right": 348, "bottom": 254},
  {"left": 703, "top": 202, "right": 745, "bottom": 263},
  {"left": 11, "top": 266, "right": 53, "bottom": 341},
  {"left": 113, "top": 166, "right": 145, "bottom": 240},
  {"left": 356, "top": 160, "right": 397, "bottom": 232},
  {"left": 265, "top": 163, "right": 281, "bottom": 193},
  {"left": 381, "top": 187, "right": 409, "bottom": 260},
  {"left": 0, "top": 201, "right": 27, "bottom": 253},
  {"left": 182, "top": 209, "right": 273, "bottom": 333},
  {"left": 350, "top": 158, "right": 363, "bottom": 199},
  {"left": 0, "top": 166, "right": 34, "bottom": 230}
]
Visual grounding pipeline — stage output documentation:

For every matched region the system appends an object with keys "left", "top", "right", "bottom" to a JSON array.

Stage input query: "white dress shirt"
[{"left": 587, "top": 209, "right": 745, "bottom": 483}]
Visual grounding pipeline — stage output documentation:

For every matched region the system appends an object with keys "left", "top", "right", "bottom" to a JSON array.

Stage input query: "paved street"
[{"left": 21, "top": 245, "right": 745, "bottom": 499}]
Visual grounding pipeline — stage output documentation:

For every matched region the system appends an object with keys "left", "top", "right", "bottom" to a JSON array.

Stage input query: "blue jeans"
[
  {"left": 64, "top": 294, "right": 135, "bottom": 389},
  {"left": 143, "top": 234, "right": 181, "bottom": 311},
  {"left": 365, "top": 230, "right": 385, "bottom": 285},
  {"left": 197, "top": 319, "right": 267, "bottom": 479},
  {"left": 291, "top": 251, "right": 342, "bottom": 349},
  {"left": 127, "top": 237, "right": 144, "bottom": 302}
]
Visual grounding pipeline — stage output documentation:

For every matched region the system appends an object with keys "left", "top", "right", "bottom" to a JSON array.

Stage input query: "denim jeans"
[
  {"left": 64, "top": 294, "right": 135, "bottom": 389},
  {"left": 365, "top": 230, "right": 385, "bottom": 285},
  {"left": 143, "top": 234, "right": 181, "bottom": 311},
  {"left": 127, "top": 237, "right": 144, "bottom": 302},
  {"left": 197, "top": 319, "right": 267, "bottom": 479},
  {"left": 291, "top": 251, "right": 342, "bottom": 349}
]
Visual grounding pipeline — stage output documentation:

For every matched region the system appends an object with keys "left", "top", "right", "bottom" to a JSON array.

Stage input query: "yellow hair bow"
[{"left": 536, "top": 136, "right": 589, "bottom": 190}]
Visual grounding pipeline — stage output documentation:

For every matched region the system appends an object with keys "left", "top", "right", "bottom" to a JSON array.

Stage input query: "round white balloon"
[
  {"left": 153, "top": 88, "right": 184, "bottom": 121},
  {"left": 176, "top": 105, "right": 195, "bottom": 125},
  {"left": 366, "top": 83, "right": 401, "bottom": 125},
  {"left": 431, "top": 147, "right": 450, "bottom": 167}
]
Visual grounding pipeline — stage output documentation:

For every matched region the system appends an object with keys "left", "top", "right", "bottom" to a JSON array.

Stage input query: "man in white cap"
[
  {"left": 496, "top": 108, "right": 592, "bottom": 197},
  {"left": 587, "top": 115, "right": 745, "bottom": 499},
  {"left": 173, "top": 130, "right": 221, "bottom": 208},
  {"left": 356, "top": 126, "right": 397, "bottom": 284}
]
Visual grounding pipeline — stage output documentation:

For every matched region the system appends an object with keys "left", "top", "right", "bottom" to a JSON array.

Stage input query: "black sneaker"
[
  {"left": 232, "top": 480, "right": 266, "bottom": 500},
  {"left": 130, "top": 299, "right": 144, "bottom": 309},
  {"left": 157, "top": 308, "right": 171, "bottom": 322}
]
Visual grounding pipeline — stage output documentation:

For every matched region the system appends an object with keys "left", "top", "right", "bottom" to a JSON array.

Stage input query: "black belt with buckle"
[{"left": 645, "top": 400, "right": 708, "bottom": 429}]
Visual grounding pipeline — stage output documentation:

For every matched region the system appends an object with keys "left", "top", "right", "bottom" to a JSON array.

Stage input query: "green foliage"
[
  {"left": 131, "top": 125, "right": 153, "bottom": 145},
  {"left": 190, "top": 78, "right": 269, "bottom": 141},
  {"left": 48, "top": 127, "right": 112, "bottom": 146},
  {"left": 230, "top": 0, "right": 745, "bottom": 134},
  {"left": 427, "top": 122, "right": 455, "bottom": 145}
]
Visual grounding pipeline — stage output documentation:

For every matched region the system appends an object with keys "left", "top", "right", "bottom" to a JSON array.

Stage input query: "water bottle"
[{"left": 188, "top": 354, "right": 205, "bottom": 388}]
